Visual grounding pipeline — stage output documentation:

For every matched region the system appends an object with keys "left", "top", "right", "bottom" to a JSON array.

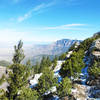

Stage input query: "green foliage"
[
  {"left": 16, "top": 88, "right": 39, "bottom": 100},
  {"left": 12, "top": 40, "right": 25, "bottom": 64},
  {"left": 59, "top": 53, "right": 66, "bottom": 60},
  {"left": 46, "top": 56, "right": 52, "bottom": 67},
  {"left": 26, "top": 60, "right": 35, "bottom": 76},
  {"left": 76, "top": 32, "right": 100, "bottom": 54},
  {"left": 57, "top": 77, "right": 72, "bottom": 98},
  {"left": 60, "top": 35, "right": 98, "bottom": 78},
  {"left": 89, "top": 61, "right": 100, "bottom": 78},
  {"left": 34, "top": 62, "right": 40, "bottom": 74},
  {"left": 78, "top": 38, "right": 95, "bottom": 51},
  {"left": 6, "top": 40, "right": 31, "bottom": 100},
  {"left": 7, "top": 64, "right": 30, "bottom": 100},
  {"left": 0, "top": 60, "right": 11, "bottom": 67},
  {"left": 26, "top": 60, "right": 31, "bottom": 68},
  {"left": 0, "top": 74, "right": 6, "bottom": 85},
  {"left": 39, "top": 56, "right": 52, "bottom": 73},
  {"left": 52, "top": 56, "right": 58, "bottom": 70},
  {"left": 0, "top": 89, "right": 8, "bottom": 100},
  {"left": 77, "top": 34, "right": 100, "bottom": 53},
  {"left": 68, "top": 42, "right": 77, "bottom": 51},
  {"left": 36, "top": 67, "right": 57, "bottom": 99},
  {"left": 60, "top": 50, "right": 85, "bottom": 78}
]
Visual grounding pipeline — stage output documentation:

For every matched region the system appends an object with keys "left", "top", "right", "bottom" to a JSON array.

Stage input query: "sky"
[{"left": 0, "top": 0, "right": 100, "bottom": 44}]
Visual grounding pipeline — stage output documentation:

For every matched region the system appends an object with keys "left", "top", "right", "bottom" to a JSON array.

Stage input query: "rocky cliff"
[{"left": 87, "top": 37, "right": 100, "bottom": 98}]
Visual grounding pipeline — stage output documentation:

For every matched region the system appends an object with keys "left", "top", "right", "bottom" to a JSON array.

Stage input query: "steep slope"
[
  {"left": 71, "top": 32, "right": 100, "bottom": 99},
  {"left": 59, "top": 32, "right": 100, "bottom": 100}
]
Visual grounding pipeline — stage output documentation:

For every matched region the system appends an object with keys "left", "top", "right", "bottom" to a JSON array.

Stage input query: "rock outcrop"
[
  {"left": 93, "top": 32, "right": 100, "bottom": 38},
  {"left": 87, "top": 38, "right": 100, "bottom": 98},
  {"left": 71, "top": 84, "right": 87, "bottom": 100},
  {"left": 89, "top": 38, "right": 100, "bottom": 60}
]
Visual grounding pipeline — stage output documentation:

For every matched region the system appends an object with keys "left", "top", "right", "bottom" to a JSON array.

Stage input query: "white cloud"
[
  {"left": 17, "top": 1, "right": 55, "bottom": 22},
  {"left": 12, "top": 0, "right": 80, "bottom": 22},
  {"left": 33, "top": 3, "right": 46, "bottom": 11},
  {"left": 0, "top": 23, "right": 86, "bottom": 43},
  {"left": 37, "top": 24, "right": 86, "bottom": 30}
]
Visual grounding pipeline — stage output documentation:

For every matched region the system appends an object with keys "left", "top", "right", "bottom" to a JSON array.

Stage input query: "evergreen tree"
[
  {"left": 89, "top": 61, "right": 100, "bottom": 78},
  {"left": 36, "top": 67, "right": 57, "bottom": 99},
  {"left": 46, "top": 56, "right": 52, "bottom": 67},
  {"left": 34, "top": 62, "right": 40, "bottom": 74},
  {"left": 26, "top": 60, "right": 34, "bottom": 76},
  {"left": 16, "top": 88, "right": 39, "bottom": 100},
  {"left": 39, "top": 56, "right": 46, "bottom": 72},
  {"left": 0, "top": 89, "right": 8, "bottom": 100},
  {"left": 39, "top": 56, "right": 52, "bottom": 72},
  {"left": 6, "top": 40, "right": 30, "bottom": 100},
  {"left": 68, "top": 42, "right": 77, "bottom": 51},
  {"left": 60, "top": 59, "right": 73, "bottom": 77},
  {"left": 57, "top": 77, "right": 72, "bottom": 98},
  {"left": 59, "top": 53, "right": 66, "bottom": 60},
  {"left": 12, "top": 40, "right": 25, "bottom": 64},
  {"left": 52, "top": 56, "right": 58, "bottom": 70},
  {"left": 0, "top": 74, "right": 6, "bottom": 85},
  {"left": 60, "top": 50, "right": 85, "bottom": 78},
  {"left": 26, "top": 60, "right": 31, "bottom": 68}
]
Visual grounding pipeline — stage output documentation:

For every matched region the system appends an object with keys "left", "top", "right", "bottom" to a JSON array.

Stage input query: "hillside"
[
  {"left": 59, "top": 32, "right": 100, "bottom": 99},
  {"left": 0, "top": 60, "right": 11, "bottom": 67},
  {"left": 0, "top": 33, "right": 100, "bottom": 100}
]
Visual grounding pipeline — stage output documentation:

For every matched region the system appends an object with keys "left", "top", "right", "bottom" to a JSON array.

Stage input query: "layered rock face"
[{"left": 89, "top": 38, "right": 100, "bottom": 60}]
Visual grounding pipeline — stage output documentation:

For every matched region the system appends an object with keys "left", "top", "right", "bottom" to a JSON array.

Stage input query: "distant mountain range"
[
  {"left": 0, "top": 39, "right": 81, "bottom": 65},
  {"left": 24, "top": 39, "right": 81, "bottom": 64}
]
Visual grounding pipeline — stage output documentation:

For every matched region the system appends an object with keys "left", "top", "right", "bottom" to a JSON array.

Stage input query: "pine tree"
[
  {"left": 16, "top": 88, "right": 39, "bottom": 100},
  {"left": 89, "top": 61, "right": 100, "bottom": 78},
  {"left": 34, "top": 62, "right": 40, "bottom": 74},
  {"left": 7, "top": 40, "right": 30, "bottom": 100},
  {"left": 52, "top": 56, "right": 58, "bottom": 70},
  {"left": 60, "top": 50, "right": 85, "bottom": 78},
  {"left": 59, "top": 53, "right": 66, "bottom": 60},
  {"left": 26, "top": 60, "right": 31, "bottom": 68},
  {"left": 26, "top": 60, "right": 34, "bottom": 77},
  {"left": 39, "top": 56, "right": 46, "bottom": 72},
  {"left": 36, "top": 67, "right": 57, "bottom": 99},
  {"left": 0, "top": 74, "right": 6, "bottom": 85},
  {"left": 57, "top": 77, "right": 72, "bottom": 98},
  {"left": 46, "top": 56, "right": 52, "bottom": 67},
  {"left": 12, "top": 40, "right": 25, "bottom": 64},
  {"left": 0, "top": 89, "right": 8, "bottom": 100},
  {"left": 39, "top": 56, "right": 52, "bottom": 72}
]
